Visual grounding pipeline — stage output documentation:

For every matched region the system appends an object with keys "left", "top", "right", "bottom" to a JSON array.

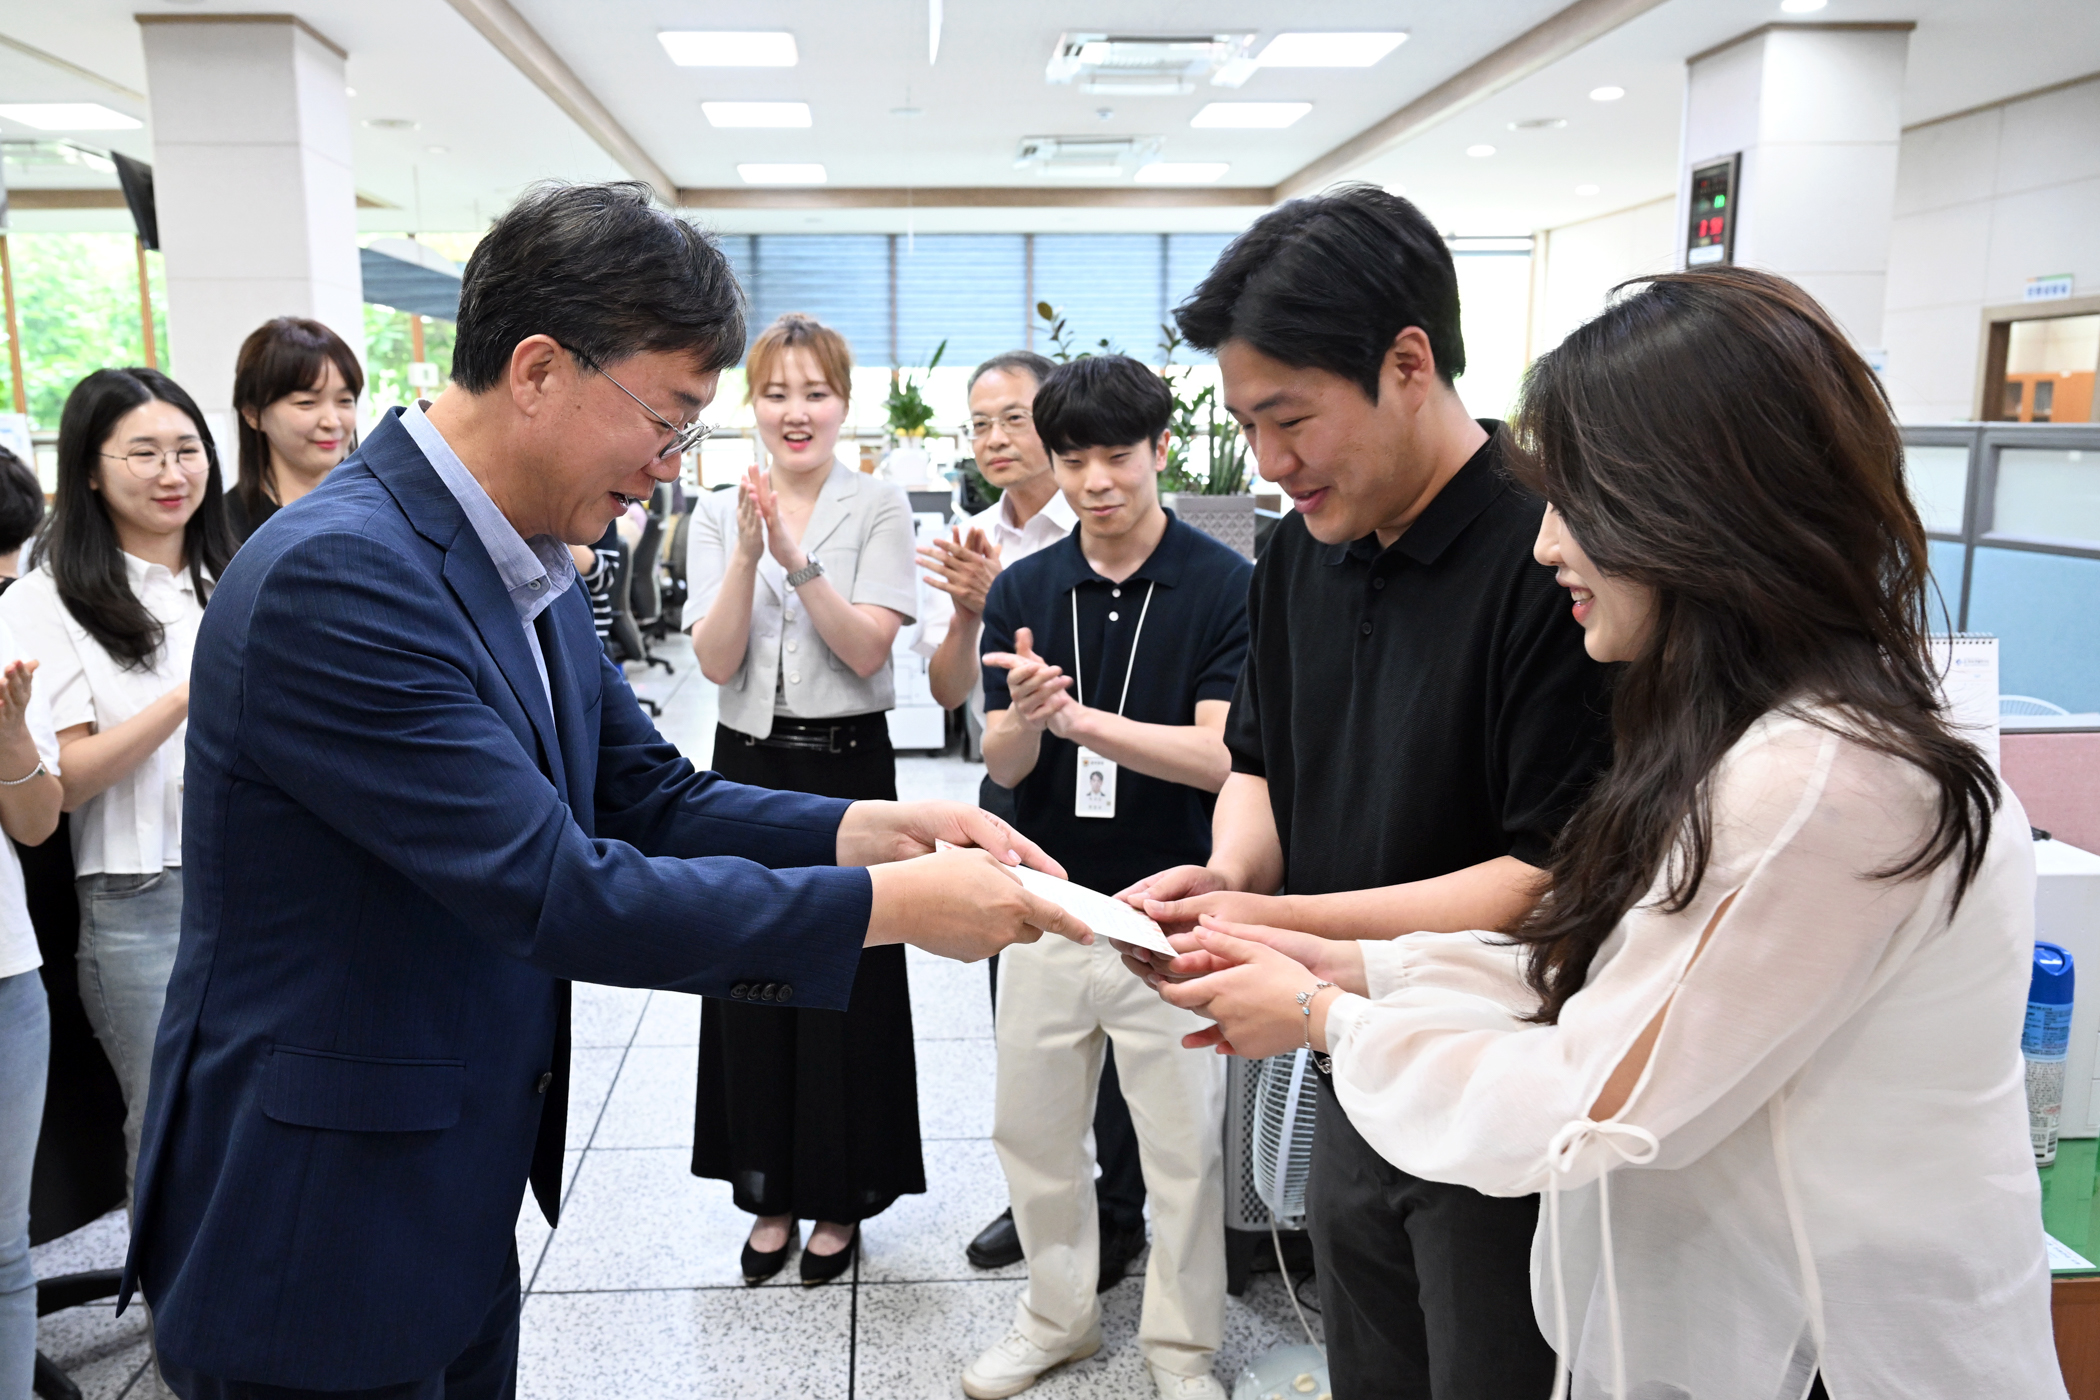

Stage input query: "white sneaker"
[
  {"left": 960, "top": 1328, "right": 1103, "bottom": 1399},
  {"left": 1147, "top": 1364, "right": 1228, "bottom": 1400}
]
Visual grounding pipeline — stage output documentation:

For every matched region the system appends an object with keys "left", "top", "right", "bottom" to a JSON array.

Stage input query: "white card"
[{"left": 1009, "top": 865, "right": 1178, "bottom": 956}]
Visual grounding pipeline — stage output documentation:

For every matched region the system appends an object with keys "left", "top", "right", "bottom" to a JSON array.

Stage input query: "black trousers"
[
  {"left": 159, "top": 1251, "right": 520, "bottom": 1399},
  {"left": 1306, "top": 1073, "right": 1555, "bottom": 1400},
  {"left": 980, "top": 775, "right": 1146, "bottom": 1231}
]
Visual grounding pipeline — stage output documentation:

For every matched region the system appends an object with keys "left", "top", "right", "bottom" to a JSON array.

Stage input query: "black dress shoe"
[
  {"left": 801, "top": 1226, "right": 858, "bottom": 1285},
  {"left": 742, "top": 1225, "right": 797, "bottom": 1285},
  {"left": 967, "top": 1207, "right": 1024, "bottom": 1269},
  {"left": 1097, "top": 1220, "right": 1147, "bottom": 1293}
]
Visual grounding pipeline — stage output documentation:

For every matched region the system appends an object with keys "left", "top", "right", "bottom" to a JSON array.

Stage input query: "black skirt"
[{"left": 691, "top": 714, "right": 926, "bottom": 1222}]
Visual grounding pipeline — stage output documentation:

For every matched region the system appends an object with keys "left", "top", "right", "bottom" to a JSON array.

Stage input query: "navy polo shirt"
[{"left": 982, "top": 511, "right": 1253, "bottom": 894}]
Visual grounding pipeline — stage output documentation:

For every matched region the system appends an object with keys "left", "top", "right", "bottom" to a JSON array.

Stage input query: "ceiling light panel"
[
  {"left": 0, "top": 103, "right": 142, "bottom": 131},
  {"left": 1046, "top": 32, "right": 1255, "bottom": 95},
  {"left": 1590, "top": 85, "right": 1625, "bottom": 102},
  {"left": 1190, "top": 102, "right": 1311, "bottom": 129},
  {"left": 702, "top": 102, "right": 812, "bottom": 128},
  {"left": 737, "top": 163, "right": 825, "bottom": 184},
  {"left": 659, "top": 32, "right": 798, "bottom": 67},
  {"left": 1253, "top": 32, "right": 1408, "bottom": 68},
  {"left": 1135, "top": 162, "right": 1230, "bottom": 184}
]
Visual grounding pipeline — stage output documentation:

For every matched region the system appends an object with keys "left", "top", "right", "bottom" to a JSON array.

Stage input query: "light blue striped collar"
[{"left": 402, "top": 401, "right": 576, "bottom": 626}]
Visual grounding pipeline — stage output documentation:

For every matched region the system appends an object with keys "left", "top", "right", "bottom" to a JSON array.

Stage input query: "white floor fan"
[{"left": 1233, "top": 1048, "right": 1332, "bottom": 1400}]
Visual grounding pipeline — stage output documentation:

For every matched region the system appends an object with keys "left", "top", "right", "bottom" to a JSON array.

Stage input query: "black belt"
[{"left": 743, "top": 712, "right": 888, "bottom": 754}]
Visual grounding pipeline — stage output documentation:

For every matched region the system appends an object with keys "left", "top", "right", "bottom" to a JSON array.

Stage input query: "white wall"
[
  {"left": 1528, "top": 196, "right": 1677, "bottom": 361},
  {"left": 1883, "top": 75, "right": 2100, "bottom": 422}
]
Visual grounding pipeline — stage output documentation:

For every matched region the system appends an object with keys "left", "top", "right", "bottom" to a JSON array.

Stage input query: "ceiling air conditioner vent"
[
  {"left": 1015, "top": 134, "right": 1165, "bottom": 178},
  {"left": 1045, "top": 33, "right": 1257, "bottom": 95}
]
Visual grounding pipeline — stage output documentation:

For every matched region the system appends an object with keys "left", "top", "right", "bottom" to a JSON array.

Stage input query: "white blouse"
[
  {"left": 0, "top": 613, "right": 64, "bottom": 980},
  {"left": 1324, "top": 710, "right": 2064, "bottom": 1400},
  {"left": 0, "top": 556, "right": 201, "bottom": 876}
]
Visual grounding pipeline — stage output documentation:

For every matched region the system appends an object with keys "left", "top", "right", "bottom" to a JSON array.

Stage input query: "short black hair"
[
  {"left": 451, "top": 182, "right": 746, "bottom": 393},
  {"left": 1173, "top": 183, "right": 1464, "bottom": 399},
  {"left": 968, "top": 349, "right": 1055, "bottom": 395},
  {"left": 0, "top": 447, "right": 41, "bottom": 556},
  {"left": 1032, "top": 355, "right": 1173, "bottom": 457}
]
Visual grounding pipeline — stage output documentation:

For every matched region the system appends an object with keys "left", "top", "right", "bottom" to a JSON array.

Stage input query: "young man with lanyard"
[
  {"left": 963, "top": 355, "right": 1251, "bottom": 1400},
  {"left": 916, "top": 351, "right": 1152, "bottom": 1287},
  {"left": 1121, "top": 186, "right": 1614, "bottom": 1398}
]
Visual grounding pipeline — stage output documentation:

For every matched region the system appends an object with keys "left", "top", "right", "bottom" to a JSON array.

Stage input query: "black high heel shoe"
[
  {"left": 800, "top": 1225, "right": 858, "bottom": 1286},
  {"left": 742, "top": 1223, "right": 798, "bottom": 1285}
]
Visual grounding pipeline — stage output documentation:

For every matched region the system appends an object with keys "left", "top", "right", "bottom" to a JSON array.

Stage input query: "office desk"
[{"left": 2040, "top": 1141, "right": 2100, "bottom": 1395}]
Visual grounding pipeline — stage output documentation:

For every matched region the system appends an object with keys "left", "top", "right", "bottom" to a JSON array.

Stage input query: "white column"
[
  {"left": 1681, "top": 23, "right": 1912, "bottom": 352},
  {"left": 137, "top": 15, "right": 364, "bottom": 434}
]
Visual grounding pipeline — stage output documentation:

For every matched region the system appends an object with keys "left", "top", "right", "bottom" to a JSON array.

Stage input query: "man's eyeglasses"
[
  {"left": 571, "top": 348, "right": 715, "bottom": 461},
  {"left": 102, "top": 444, "right": 209, "bottom": 480},
  {"left": 970, "top": 410, "right": 1034, "bottom": 440}
]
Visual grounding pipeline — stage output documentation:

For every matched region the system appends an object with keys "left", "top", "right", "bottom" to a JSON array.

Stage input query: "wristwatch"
[{"left": 785, "top": 558, "right": 825, "bottom": 589}]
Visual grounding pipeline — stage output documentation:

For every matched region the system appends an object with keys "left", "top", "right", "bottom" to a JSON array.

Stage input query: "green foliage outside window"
[
  {"left": 0, "top": 232, "right": 169, "bottom": 430},
  {"left": 363, "top": 303, "right": 455, "bottom": 411}
]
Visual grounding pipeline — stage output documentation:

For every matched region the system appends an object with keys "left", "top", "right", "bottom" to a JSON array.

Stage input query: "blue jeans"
[
  {"left": 0, "top": 968, "right": 50, "bottom": 1400},
  {"left": 76, "top": 868, "right": 182, "bottom": 1193}
]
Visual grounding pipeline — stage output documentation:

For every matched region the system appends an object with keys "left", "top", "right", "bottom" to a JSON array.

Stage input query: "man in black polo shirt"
[
  {"left": 1123, "top": 188, "right": 1612, "bottom": 1398},
  {"left": 962, "top": 355, "right": 1251, "bottom": 1400}
]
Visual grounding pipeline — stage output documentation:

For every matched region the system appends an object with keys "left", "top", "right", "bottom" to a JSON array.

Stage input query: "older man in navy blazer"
[{"left": 122, "top": 182, "right": 1082, "bottom": 1400}]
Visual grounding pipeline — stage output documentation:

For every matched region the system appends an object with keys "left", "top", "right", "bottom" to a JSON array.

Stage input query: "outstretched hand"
[{"left": 1136, "top": 915, "right": 1354, "bottom": 1059}]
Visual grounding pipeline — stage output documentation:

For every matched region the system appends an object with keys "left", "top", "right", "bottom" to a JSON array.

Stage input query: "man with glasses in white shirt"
[{"left": 916, "top": 352, "right": 1149, "bottom": 1289}]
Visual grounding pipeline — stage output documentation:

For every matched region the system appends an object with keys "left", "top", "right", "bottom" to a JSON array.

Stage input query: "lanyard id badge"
[{"left": 1069, "top": 583, "right": 1156, "bottom": 820}]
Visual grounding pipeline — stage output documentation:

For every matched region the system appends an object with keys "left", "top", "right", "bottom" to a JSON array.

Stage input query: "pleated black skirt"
[{"left": 691, "top": 716, "right": 926, "bottom": 1223}]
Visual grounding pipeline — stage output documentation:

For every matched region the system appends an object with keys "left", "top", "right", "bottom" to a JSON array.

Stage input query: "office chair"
[
  {"left": 606, "top": 539, "right": 666, "bottom": 714},
  {"left": 663, "top": 503, "right": 693, "bottom": 637},
  {"left": 630, "top": 493, "right": 667, "bottom": 642}
]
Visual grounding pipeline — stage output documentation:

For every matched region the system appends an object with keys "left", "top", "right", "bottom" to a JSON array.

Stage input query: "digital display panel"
[{"left": 1686, "top": 155, "right": 1740, "bottom": 267}]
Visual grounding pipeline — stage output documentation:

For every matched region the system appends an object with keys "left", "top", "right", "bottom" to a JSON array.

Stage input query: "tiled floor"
[{"left": 32, "top": 643, "right": 1320, "bottom": 1398}]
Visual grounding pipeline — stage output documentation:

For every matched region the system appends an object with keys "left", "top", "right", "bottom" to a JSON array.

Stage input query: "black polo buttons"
[
  {"left": 536, "top": 1071, "right": 553, "bottom": 1094},
  {"left": 731, "top": 982, "right": 751, "bottom": 1000},
  {"left": 1359, "top": 620, "right": 1374, "bottom": 636}
]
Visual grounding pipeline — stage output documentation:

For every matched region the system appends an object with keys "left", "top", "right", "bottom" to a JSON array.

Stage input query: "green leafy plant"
[
  {"left": 884, "top": 338, "right": 946, "bottom": 437},
  {"left": 1035, "top": 302, "right": 1112, "bottom": 363},
  {"left": 1157, "top": 323, "right": 1249, "bottom": 496}
]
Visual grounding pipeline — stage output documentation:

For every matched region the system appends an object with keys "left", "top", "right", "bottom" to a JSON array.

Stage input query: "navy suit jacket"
[{"left": 124, "top": 410, "right": 872, "bottom": 1388}]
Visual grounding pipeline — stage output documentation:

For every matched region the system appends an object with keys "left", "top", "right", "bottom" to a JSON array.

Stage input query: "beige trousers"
[{"left": 992, "top": 932, "right": 1227, "bottom": 1377}]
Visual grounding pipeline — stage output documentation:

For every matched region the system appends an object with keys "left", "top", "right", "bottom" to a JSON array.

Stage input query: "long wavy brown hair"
[{"left": 1504, "top": 266, "right": 1997, "bottom": 1024}]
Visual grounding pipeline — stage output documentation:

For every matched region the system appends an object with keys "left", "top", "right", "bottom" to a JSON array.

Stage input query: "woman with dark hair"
[
  {"left": 228, "top": 315, "right": 363, "bottom": 541},
  {"left": 1133, "top": 267, "right": 2060, "bottom": 1399},
  {"left": 0, "top": 447, "right": 45, "bottom": 584},
  {"left": 0, "top": 367, "right": 232, "bottom": 1192}
]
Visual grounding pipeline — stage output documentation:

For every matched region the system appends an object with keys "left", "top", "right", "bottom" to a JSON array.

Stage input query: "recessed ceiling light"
[
  {"left": 1779, "top": 0, "right": 1828, "bottom": 10},
  {"left": 1191, "top": 102, "right": 1311, "bottom": 129},
  {"left": 1467, "top": 144, "right": 1496, "bottom": 158},
  {"left": 344, "top": 86, "right": 357, "bottom": 97},
  {"left": 659, "top": 32, "right": 798, "bottom": 67},
  {"left": 0, "top": 103, "right": 142, "bottom": 131},
  {"left": 737, "top": 162, "right": 825, "bottom": 184},
  {"left": 702, "top": 101, "right": 811, "bottom": 128},
  {"left": 1254, "top": 32, "right": 1408, "bottom": 68},
  {"left": 1135, "top": 162, "right": 1230, "bottom": 184},
  {"left": 1589, "top": 85, "right": 1625, "bottom": 102},
  {"left": 1575, "top": 183, "right": 1600, "bottom": 196}
]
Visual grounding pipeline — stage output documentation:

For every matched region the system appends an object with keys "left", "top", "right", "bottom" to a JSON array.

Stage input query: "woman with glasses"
[
  {"left": 686, "top": 312, "right": 924, "bottom": 1286},
  {"left": 227, "top": 316, "right": 364, "bottom": 543},
  {"left": 0, "top": 368, "right": 233, "bottom": 1192}
]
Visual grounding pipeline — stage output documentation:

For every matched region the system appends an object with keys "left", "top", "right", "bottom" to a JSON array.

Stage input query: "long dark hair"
[
  {"left": 1505, "top": 266, "right": 1996, "bottom": 1024},
  {"left": 36, "top": 368, "right": 235, "bottom": 670},
  {"left": 231, "top": 316, "right": 363, "bottom": 524}
]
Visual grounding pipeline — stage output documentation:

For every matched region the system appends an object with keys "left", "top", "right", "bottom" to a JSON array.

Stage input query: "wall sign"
[
  {"left": 1686, "top": 154, "right": 1740, "bottom": 267},
  {"left": 2027, "top": 274, "right": 2076, "bottom": 302}
]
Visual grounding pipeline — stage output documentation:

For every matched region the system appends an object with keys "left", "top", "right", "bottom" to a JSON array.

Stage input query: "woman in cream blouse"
[
  {"left": 686, "top": 312, "right": 924, "bottom": 1286},
  {"left": 1129, "top": 269, "right": 2063, "bottom": 1400}
]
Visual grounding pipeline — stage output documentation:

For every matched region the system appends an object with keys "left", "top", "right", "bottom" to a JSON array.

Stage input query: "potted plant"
[
  {"left": 882, "top": 339, "right": 945, "bottom": 487},
  {"left": 1158, "top": 325, "right": 1258, "bottom": 559}
]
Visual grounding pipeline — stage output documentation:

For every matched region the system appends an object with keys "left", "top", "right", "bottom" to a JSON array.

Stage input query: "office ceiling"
[{"left": 1, "top": 0, "right": 2095, "bottom": 240}]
